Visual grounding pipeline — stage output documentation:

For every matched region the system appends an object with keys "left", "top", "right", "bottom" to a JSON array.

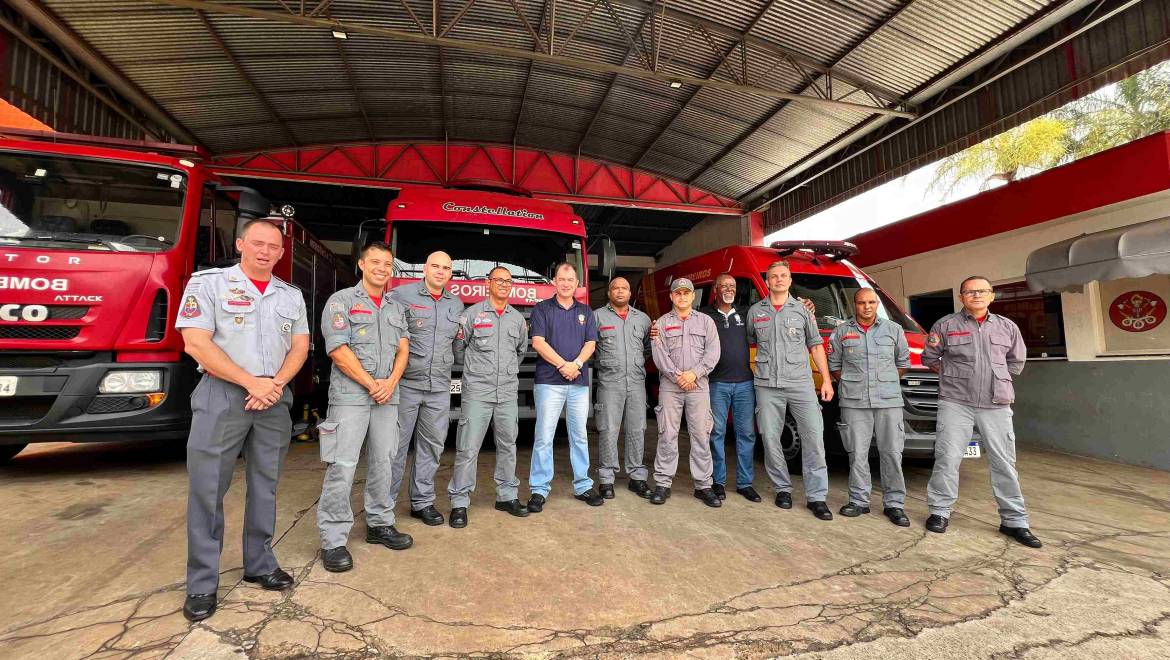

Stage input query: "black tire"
[
  {"left": 780, "top": 414, "right": 802, "bottom": 473},
  {"left": 0, "top": 443, "right": 27, "bottom": 464}
]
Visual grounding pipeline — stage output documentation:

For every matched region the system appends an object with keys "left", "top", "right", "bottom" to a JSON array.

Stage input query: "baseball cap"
[{"left": 670, "top": 278, "right": 695, "bottom": 292}]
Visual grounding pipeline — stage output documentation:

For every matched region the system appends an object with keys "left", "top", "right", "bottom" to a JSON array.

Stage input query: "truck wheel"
[{"left": 0, "top": 443, "right": 28, "bottom": 464}]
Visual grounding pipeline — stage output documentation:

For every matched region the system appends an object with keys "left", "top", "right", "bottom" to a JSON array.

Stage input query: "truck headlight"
[{"left": 99, "top": 370, "right": 162, "bottom": 394}]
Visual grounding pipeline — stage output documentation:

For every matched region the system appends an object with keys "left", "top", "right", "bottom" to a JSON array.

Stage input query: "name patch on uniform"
[
  {"left": 180, "top": 295, "right": 201, "bottom": 318},
  {"left": 599, "top": 325, "right": 616, "bottom": 331},
  {"left": 664, "top": 325, "right": 681, "bottom": 331},
  {"left": 226, "top": 299, "right": 252, "bottom": 307},
  {"left": 331, "top": 313, "right": 347, "bottom": 330},
  {"left": 473, "top": 322, "right": 494, "bottom": 329},
  {"left": 843, "top": 333, "right": 861, "bottom": 340},
  {"left": 947, "top": 331, "right": 972, "bottom": 337},
  {"left": 350, "top": 305, "right": 372, "bottom": 315},
  {"left": 753, "top": 316, "right": 769, "bottom": 324},
  {"left": 409, "top": 303, "right": 431, "bottom": 310}
]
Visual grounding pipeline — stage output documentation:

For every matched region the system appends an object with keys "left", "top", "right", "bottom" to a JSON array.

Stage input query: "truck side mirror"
[
  {"left": 594, "top": 236, "right": 617, "bottom": 280},
  {"left": 351, "top": 228, "right": 370, "bottom": 266}
]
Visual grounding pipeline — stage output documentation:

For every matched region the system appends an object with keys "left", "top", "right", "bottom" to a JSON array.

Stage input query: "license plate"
[
  {"left": 450, "top": 379, "right": 462, "bottom": 394},
  {"left": 0, "top": 376, "right": 16, "bottom": 397},
  {"left": 964, "top": 441, "right": 981, "bottom": 459}
]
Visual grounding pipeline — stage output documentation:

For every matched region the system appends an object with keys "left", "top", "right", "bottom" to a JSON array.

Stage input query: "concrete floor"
[{"left": 0, "top": 427, "right": 1168, "bottom": 660}]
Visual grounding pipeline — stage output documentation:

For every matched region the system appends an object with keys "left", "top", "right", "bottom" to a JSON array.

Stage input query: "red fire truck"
[
  {"left": 0, "top": 131, "right": 350, "bottom": 462},
  {"left": 374, "top": 180, "right": 589, "bottom": 418},
  {"left": 638, "top": 241, "right": 941, "bottom": 462}
]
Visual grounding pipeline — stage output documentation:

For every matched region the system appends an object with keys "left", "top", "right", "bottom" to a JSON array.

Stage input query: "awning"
[{"left": 1025, "top": 216, "right": 1170, "bottom": 293}]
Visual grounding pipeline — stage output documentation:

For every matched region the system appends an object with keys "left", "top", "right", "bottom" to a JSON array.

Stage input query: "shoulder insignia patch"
[
  {"left": 332, "top": 313, "right": 347, "bottom": 330},
  {"left": 180, "top": 295, "right": 201, "bottom": 318}
]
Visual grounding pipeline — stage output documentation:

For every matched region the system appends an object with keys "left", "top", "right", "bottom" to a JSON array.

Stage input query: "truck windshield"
[
  {"left": 0, "top": 152, "right": 186, "bottom": 253},
  {"left": 752, "top": 272, "right": 924, "bottom": 334},
  {"left": 391, "top": 221, "right": 585, "bottom": 284}
]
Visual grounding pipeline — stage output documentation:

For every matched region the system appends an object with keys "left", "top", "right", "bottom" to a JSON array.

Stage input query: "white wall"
[
  {"left": 864, "top": 189, "right": 1170, "bottom": 362},
  {"left": 656, "top": 214, "right": 752, "bottom": 268}
]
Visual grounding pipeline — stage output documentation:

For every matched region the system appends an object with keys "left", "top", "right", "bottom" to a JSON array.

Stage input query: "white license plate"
[
  {"left": 450, "top": 379, "right": 462, "bottom": 394},
  {"left": 0, "top": 376, "right": 16, "bottom": 397},
  {"left": 964, "top": 441, "right": 981, "bottom": 459}
]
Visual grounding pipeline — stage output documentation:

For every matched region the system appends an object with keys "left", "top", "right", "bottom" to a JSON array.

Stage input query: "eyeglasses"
[
  {"left": 960, "top": 289, "right": 993, "bottom": 297},
  {"left": 490, "top": 277, "right": 514, "bottom": 286}
]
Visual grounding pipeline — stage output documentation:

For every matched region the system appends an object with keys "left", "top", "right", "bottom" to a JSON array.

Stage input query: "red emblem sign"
[{"left": 1109, "top": 290, "right": 1165, "bottom": 333}]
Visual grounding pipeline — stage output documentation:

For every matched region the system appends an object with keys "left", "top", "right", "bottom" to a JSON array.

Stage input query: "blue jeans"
[
  {"left": 709, "top": 380, "right": 757, "bottom": 489},
  {"left": 530, "top": 384, "right": 593, "bottom": 496}
]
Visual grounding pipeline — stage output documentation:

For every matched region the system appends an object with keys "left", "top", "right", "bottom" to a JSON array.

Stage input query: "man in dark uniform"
[
  {"left": 176, "top": 218, "right": 309, "bottom": 622},
  {"left": 922, "top": 276, "right": 1041, "bottom": 548}
]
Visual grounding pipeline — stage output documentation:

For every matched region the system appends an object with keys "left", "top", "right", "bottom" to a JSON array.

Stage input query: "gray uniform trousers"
[
  {"left": 840, "top": 407, "right": 906, "bottom": 508},
  {"left": 447, "top": 398, "right": 521, "bottom": 507},
  {"left": 928, "top": 400, "right": 1029, "bottom": 527},
  {"left": 595, "top": 381, "right": 649, "bottom": 483},
  {"left": 389, "top": 384, "right": 451, "bottom": 511},
  {"left": 756, "top": 382, "right": 828, "bottom": 501},
  {"left": 186, "top": 376, "right": 292, "bottom": 595},
  {"left": 316, "top": 402, "right": 400, "bottom": 550},
  {"left": 653, "top": 389, "right": 714, "bottom": 489}
]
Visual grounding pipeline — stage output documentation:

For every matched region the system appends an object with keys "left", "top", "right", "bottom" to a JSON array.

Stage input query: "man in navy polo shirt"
[{"left": 528, "top": 262, "right": 603, "bottom": 511}]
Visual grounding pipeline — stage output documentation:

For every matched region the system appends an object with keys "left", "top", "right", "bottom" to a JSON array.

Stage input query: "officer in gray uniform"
[
  {"left": 316, "top": 242, "right": 413, "bottom": 574},
  {"left": 592, "top": 277, "right": 652, "bottom": 499},
  {"left": 175, "top": 218, "right": 309, "bottom": 622},
  {"left": 649, "top": 278, "right": 722, "bottom": 508},
  {"left": 446, "top": 266, "right": 531, "bottom": 528},
  {"left": 828, "top": 288, "right": 911, "bottom": 526},
  {"left": 746, "top": 260, "right": 835, "bottom": 520},
  {"left": 922, "top": 276, "right": 1041, "bottom": 548},
  {"left": 389, "top": 251, "right": 464, "bottom": 527}
]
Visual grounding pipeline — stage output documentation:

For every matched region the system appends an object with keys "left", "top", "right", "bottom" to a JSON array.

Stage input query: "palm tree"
[
  {"left": 1058, "top": 61, "right": 1170, "bottom": 158},
  {"left": 928, "top": 117, "right": 1070, "bottom": 198}
]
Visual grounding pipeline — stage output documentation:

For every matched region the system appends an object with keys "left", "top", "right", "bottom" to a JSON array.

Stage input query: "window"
[
  {"left": 764, "top": 272, "right": 923, "bottom": 334},
  {"left": 391, "top": 221, "right": 584, "bottom": 284},
  {"left": 989, "top": 281, "right": 1066, "bottom": 358}
]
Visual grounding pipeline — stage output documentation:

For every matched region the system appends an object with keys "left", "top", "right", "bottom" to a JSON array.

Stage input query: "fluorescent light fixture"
[
  {"left": 33, "top": 168, "right": 47, "bottom": 177},
  {"left": 332, "top": 29, "right": 348, "bottom": 39},
  {"left": 669, "top": 80, "right": 682, "bottom": 89}
]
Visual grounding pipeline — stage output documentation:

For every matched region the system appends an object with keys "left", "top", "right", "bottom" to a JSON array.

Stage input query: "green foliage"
[{"left": 929, "top": 117, "right": 1069, "bottom": 197}]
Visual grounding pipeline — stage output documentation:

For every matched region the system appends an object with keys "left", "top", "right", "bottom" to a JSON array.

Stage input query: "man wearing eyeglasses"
[
  {"left": 921, "top": 276, "right": 1040, "bottom": 548},
  {"left": 445, "top": 266, "right": 530, "bottom": 527}
]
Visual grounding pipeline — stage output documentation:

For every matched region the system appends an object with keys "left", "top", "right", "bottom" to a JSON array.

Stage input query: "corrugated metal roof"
[{"left": 34, "top": 0, "right": 1073, "bottom": 201}]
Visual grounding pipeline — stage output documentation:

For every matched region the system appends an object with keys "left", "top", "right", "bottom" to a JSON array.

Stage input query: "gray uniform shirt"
[
  {"left": 454, "top": 300, "right": 529, "bottom": 403},
  {"left": 175, "top": 264, "right": 309, "bottom": 376},
  {"left": 651, "top": 310, "right": 720, "bottom": 394},
  {"left": 745, "top": 296, "right": 821, "bottom": 387},
  {"left": 390, "top": 282, "right": 465, "bottom": 392},
  {"left": 320, "top": 283, "right": 409, "bottom": 405},
  {"left": 593, "top": 305, "right": 651, "bottom": 390},
  {"left": 828, "top": 318, "right": 910, "bottom": 409},
  {"left": 922, "top": 311, "right": 1026, "bottom": 408}
]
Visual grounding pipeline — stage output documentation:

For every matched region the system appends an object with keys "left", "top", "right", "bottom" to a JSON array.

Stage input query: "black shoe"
[
  {"left": 527, "top": 493, "right": 546, "bottom": 513},
  {"left": 925, "top": 514, "right": 949, "bottom": 534},
  {"left": 649, "top": 486, "right": 671, "bottom": 505},
  {"left": 883, "top": 507, "right": 911, "bottom": 527},
  {"left": 999, "top": 525, "right": 1042, "bottom": 548},
  {"left": 627, "top": 479, "right": 651, "bottom": 498},
  {"left": 775, "top": 492, "right": 792, "bottom": 509},
  {"left": 712, "top": 483, "right": 726, "bottom": 500},
  {"left": 575, "top": 489, "right": 604, "bottom": 506},
  {"left": 599, "top": 483, "right": 615, "bottom": 499},
  {"left": 410, "top": 505, "right": 445, "bottom": 526},
  {"left": 736, "top": 486, "right": 762, "bottom": 503},
  {"left": 183, "top": 593, "right": 217, "bottom": 622},
  {"left": 449, "top": 507, "right": 468, "bottom": 528},
  {"left": 494, "top": 499, "right": 529, "bottom": 517},
  {"left": 321, "top": 546, "right": 353, "bottom": 573},
  {"left": 806, "top": 501, "right": 833, "bottom": 521},
  {"left": 839, "top": 502, "right": 870, "bottom": 517},
  {"left": 694, "top": 488, "right": 722, "bottom": 508},
  {"left": 242, "top": 568, "right": 294, "bottom": 591},
  {"left": 366, "top": 525, "right": 413, "bottom": 550}
]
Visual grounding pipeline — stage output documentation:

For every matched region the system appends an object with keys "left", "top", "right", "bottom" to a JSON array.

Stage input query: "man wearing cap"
[
  {"left": 592, "top": 277, "right": 652, "bottom": 499},
  {"left": 746, "top": 260, "right": 835, "bottom": 520},
  {"left": 446, "top": 266, "right": 531, "bottom": 527},
  {"left": 828, "top": 288, "right": 911, "bottom": 526},
  {"left": 528, "top": 263, "right": 603, "bottom": 511},
  {"left": 315, "top": 241, "right": 413, "bottom": 574},
  {"left": 389, "top": 251, "right": 464, "bottom": 528},
  {"left": 922, "top": 276, "right": 1040, "bottom": 548},
  {"left": 648, "top": 278, "right": 722, "bottom": 507},
  {"left": 176, "top": 218, "right": 310, "bottom": 622}
]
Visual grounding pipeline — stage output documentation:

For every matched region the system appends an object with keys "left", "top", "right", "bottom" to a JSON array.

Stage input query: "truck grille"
[
  {"left": 0, "top": 396, "right": 54, "bottom": 421},
  {"left": 0, "top": 326, "right": 82, "bottom": 340},
  {"left": 48, "top": 306, "right": 89, "bottom": 320},
  {"left": 0, "top": 354, "right": 62, "bottom": 369},
  {"left": 901, "top": 371, "right": 939, "bottom": 416}
]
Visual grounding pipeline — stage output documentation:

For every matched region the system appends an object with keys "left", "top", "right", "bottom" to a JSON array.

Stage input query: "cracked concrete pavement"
[{"left": 1, "top": 428, "right": 1168, "bottom": 659}]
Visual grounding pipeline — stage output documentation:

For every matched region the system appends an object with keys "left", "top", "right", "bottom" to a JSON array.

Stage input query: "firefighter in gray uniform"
[
  {"left": 446, "top": 266, "right": 531, "bottom": 528},
  {"left": 828, "top": 288, "right": 911, "bottom": 526},
  {"left": 649, "top": 278, "right": 722, "bottom": 508},
  {"left": 592, "top": 277, "right": 652, "bottom": 499},
  {"left": 389, "top": 251, "right": 464, "bottom": 527},
  {"left": 316, "top": 242, "right": 413, "bottom": 574},
  {"left": 175, "top": 218, "right": 309, "bottom": 623},
  {"left": 922, "top": 276, "right": 1041, "bottom": 548},
  {"left": 746, "top": 260, "right": 836, "bottom": 520}
]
